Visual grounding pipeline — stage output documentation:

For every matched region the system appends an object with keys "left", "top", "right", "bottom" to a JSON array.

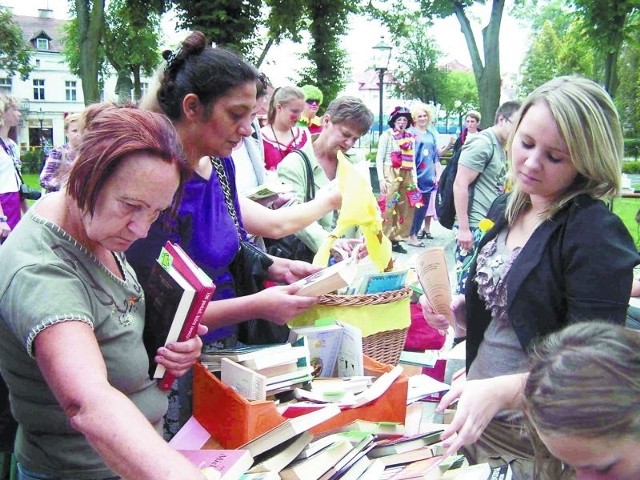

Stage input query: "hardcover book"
[
  {"left": 143, "top": 260, "right": 196, "bottom": 380},
  {"left": 157, "top": 242, "right": 215, "bottom": 390}
]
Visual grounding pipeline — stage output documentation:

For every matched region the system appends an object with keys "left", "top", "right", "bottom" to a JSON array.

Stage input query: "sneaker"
[{"left": 391, "top": 242, "right": 407, "bottom": 254}]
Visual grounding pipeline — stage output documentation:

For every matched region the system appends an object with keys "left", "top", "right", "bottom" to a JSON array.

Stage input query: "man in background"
[{"left": 453, "top": 101, "right": 521, "bottom": 294}]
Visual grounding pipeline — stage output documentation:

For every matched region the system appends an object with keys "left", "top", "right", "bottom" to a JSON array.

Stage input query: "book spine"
[{"left": 158, "top": 285, "right": 215, "bottom": 391}]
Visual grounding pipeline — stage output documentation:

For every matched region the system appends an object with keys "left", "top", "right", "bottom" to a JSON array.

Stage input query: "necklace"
[{"left": 269, "top": 125, "right": 297, "bottom": 160}]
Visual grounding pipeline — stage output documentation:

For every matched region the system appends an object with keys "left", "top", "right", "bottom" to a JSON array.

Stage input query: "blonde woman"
[
  {"left": 39, "top": 113, "right": 81, "bottom": 192},
  {"left": 525, "top": 321, "right": 640, "bottom": 479},
  {"left": 407, "top": 103, "right": 441, "bottom": 246},
  {"left": 421, "top": 76, "right": 639, "bottom": 479},
  {"left": 261, "top": 86, "right": 310, "bottom": 171},
  {"left": 0, "top": 95, "right": 24, "bottom": 240}
]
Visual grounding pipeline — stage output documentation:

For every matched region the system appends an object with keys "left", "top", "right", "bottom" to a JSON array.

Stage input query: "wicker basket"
[{"left": 316, "top": 287, "right": 412, "bottom": 366}]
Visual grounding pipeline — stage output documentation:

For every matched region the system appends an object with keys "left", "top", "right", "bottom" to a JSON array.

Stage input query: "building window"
[
  {"left": 65, "top": 81, "right": 77, "bottom": 101},
  {"left": 33, "top": 79, "right": 45, "bottom": 100},
  {"left": 0, "top": 78, "right": 12, "bottom": 94},
  {"left": 140, "top": 82, "right": 149, "bottom": 98},
  {"left": 35, "top": 59, "right": 40, "bottom": 68},
  {"left": 36, "top": 38, "right": 50, "bottom": 50}
]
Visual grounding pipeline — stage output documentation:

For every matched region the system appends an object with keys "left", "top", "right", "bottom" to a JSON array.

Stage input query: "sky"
[{"left": 3, "top": 0, "right": 530, "bottom": 90}]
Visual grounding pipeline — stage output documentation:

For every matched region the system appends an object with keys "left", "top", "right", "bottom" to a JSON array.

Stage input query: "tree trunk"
[
  {"left": 602, "top": 7, "right": 627, "bottom": 98},
  {"left": 76, "top": 0, "right": 105, "bottom": 105},
  {"left": 453, "top": 0, "right": 504, "bottom": 128},
  {"left": 132, "top": 65, "right": 142, "bottom": 101},
  {"left": 115, "top": 71, "right": 133, "bottom": 103}
]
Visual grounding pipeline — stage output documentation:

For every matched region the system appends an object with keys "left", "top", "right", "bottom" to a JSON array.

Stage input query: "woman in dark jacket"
[{"left": 421, "top": 76, "right": 639, "bottom": 479}]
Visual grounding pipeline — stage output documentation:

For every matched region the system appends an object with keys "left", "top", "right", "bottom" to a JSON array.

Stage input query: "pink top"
[{"left": 262, "top": 126, "right": 310, "bottom": 171}]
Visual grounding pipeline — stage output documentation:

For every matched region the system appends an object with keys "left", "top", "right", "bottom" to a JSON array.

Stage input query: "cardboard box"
[{"left": 193, "top": 356, "right": 408, "bottom": 449}]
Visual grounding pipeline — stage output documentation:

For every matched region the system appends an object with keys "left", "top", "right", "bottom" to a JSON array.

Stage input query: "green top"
[
  {"left": 277, "top": 142, "right": 343, "bottom": 253},
  {"left": 0, "top": 207, "right": 167, "bottom": 479},
  {"left": 458, "top": 130, "right": 506, "bottom": 227}
]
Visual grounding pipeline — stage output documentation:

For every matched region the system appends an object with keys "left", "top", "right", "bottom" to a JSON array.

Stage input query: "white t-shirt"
[{"left": 0, "top": 137, "right": 20, "bottom": 194}]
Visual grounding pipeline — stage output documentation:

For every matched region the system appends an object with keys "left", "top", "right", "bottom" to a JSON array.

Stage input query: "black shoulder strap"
[{"left": 292, "top": 149, "right": 315, "bottom": 202}]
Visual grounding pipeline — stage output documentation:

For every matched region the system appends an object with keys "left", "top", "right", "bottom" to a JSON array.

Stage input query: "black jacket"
[{"left": 465, "top": 194, "right": 640, "bottom": 370}]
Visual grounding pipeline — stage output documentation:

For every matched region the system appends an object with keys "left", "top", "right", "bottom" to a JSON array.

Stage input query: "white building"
[{"left": 0, "top": 7, "right": 149, "bottom": 150}]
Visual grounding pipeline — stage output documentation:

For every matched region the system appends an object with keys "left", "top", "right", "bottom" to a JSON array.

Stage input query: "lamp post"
[
  {"left": 37, "top": 108, "right": 45, "bottom": 167},
  {"left": 372, "top": 37, "right": 392, "bottom": 139}
]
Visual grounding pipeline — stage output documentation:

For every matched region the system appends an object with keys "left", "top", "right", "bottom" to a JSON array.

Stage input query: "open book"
[{"left": 414, "top": 247, "right": 455, "bottom": 327}]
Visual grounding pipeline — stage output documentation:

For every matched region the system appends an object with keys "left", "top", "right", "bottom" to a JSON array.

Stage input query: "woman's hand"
[
  {"left": 155, "top": 324, "right": 208, "bottom": 377},
  {"left": 419, "top": 294, "right": 465, "bottom": 332},
  {"left": 379, "top": 182, "right": 388, "bottom": 196},
  {"left": 315, "top": 180, "right": 341, "bottom": 210},
  {"left": 436, "top": 374, "right": 528, "bottom": 455},
  {"left": 331, "top": 238, "right": 368, "bottom": 261},
  {"left": 267, "top": 256, "right": 321, "bottom": 284},
  {"left": 252, "top": 285, "right": 319, "bottom": 323}
]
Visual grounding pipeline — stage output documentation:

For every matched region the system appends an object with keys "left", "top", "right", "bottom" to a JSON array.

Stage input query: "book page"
[{"left": 415, "top": 247, "right": 455, "bottom": 326}]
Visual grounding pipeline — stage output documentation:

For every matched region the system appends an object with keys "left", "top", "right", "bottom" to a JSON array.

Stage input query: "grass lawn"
[{"left": 22, "top": 173, "right": 40, "bottom": 190}]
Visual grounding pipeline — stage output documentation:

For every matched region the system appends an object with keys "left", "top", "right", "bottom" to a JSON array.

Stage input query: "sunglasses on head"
[{"left": 306, "top": 99, "right": 320, "bottom": 105}]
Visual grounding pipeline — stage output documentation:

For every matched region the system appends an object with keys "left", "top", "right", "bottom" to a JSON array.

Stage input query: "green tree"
[
  {"left": 298, "top": 0, "right": 353, "bottom": 106},
  {"left": 172, "top": 0, "right": 263, "bottom": 60},
  {"left": 438, "top": 70, "right": 479, "bottom": 128},
  {"left": 0, "top": 9, "right": 34, "bottom": 79},
  {"left": 517, "top": 2, "right": 596, "bottom": 97},
  {"left": 419, "top": 0, "right": 506, "bottom": 128},
  {"left": 72, "top": 0, "right": 105, "bottom": 105},
  {"left": 367, "top": 0, "right": 507, "bottom": 127},
  {"left": 392, "top": 21, "right": 446, "bottom": 103},
  {"left": 573, "top": 0, "right": 638, "bottom": 97},
  {"left": 616, "top": 11, "right": 640, "bottom": 137},
  {"left": 104, "top": 0, "right": 162, "bottom": 102}
]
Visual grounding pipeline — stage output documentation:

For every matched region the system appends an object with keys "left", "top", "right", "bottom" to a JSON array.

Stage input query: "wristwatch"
[{"left": 0, "top": 215, "right": 7, "bottom": 223}]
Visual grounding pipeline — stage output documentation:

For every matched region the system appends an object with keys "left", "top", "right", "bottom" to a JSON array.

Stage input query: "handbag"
[
  {"left": 263, "top": 149, "right": 316, "bottom": 263},
  {"left": 211, "top": 157, "right": 290, "bottom": 344}
]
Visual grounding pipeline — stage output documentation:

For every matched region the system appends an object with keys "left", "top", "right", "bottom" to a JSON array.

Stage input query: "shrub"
[
  {"left": 21, "top": 149, "right": 43, "bottom": 174},
  {"left": 625, "top": 139, "right": 640, "bottom": 160},
  {"left": 623, "top": 161, "right": 640, "bottom": 174}
]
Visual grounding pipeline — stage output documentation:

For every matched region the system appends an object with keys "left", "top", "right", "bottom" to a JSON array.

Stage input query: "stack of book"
[
  {"left": 235, "top": 421, "right": 448, "bottom": 480},
  {"left": 143, "top": 241, "right": 215, "bottom": 390},
  {"left": 201, "top": 340, "right": 314, "bottom": 401}
]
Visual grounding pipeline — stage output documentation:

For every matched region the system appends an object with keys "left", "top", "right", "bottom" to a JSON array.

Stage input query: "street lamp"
[
  {"left": 37, "top": 108, "right": 45, "bottom": 166},
  {"left": 372, "top": 37, "right": 392, "bottom": 138}
]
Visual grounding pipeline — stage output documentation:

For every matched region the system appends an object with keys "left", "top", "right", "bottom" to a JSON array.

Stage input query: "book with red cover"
[{"left": 157, "top": 242, "right": 215, "bottom": 390}]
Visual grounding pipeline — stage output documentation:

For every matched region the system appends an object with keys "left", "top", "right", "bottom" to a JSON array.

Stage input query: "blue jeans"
[
  {"left": 409, "top": 191, "right": 433, "bottom": 236},
  {"left": 17, "top": 463, "right": 119, "bottom": 480}
]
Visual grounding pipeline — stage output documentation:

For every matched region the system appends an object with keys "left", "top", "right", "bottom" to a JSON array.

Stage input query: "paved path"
[{"left": 388, "top": 220, "right": 457, "bottom": 278}]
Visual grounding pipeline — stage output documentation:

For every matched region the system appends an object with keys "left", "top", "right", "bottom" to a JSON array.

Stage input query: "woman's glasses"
[{"left": 306, "top": 99, "right": 320, "bottom": 105}]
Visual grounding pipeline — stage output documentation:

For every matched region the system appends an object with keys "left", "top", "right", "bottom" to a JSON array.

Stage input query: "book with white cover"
[
  {"left": 293, "top": 257, "right": 358, "bottom": 297},
  {"left": 291, "top": 323, "right": 344, "bottom": 377},
  {"left": 221, "top": 358, "right": 267, "bottom": 401},
  {"left": 241, "top": 404, "right": 342, "bottom": 457},
  {"left": 334, "top": 322, "right": 363, "bottom": 377}
]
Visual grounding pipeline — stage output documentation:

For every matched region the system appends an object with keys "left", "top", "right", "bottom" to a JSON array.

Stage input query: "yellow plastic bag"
[{"left": 313, "top": 152, "right": 392, "bottom": 271}]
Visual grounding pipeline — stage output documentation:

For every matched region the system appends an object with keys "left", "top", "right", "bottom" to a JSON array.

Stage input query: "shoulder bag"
[
  {"left": 263, "top": 149, "right": 316, "bottom": 263},
  {"left": 211, "top": 157, "right": 290, "bottom": 344}
]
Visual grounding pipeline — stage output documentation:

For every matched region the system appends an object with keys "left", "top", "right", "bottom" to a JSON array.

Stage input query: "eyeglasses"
[
  {"left": 505, "top": 117, "right": 513, "bottom": 124},
  {"left": 306, "top": 99, "right": 320, "bottom": 105}
]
